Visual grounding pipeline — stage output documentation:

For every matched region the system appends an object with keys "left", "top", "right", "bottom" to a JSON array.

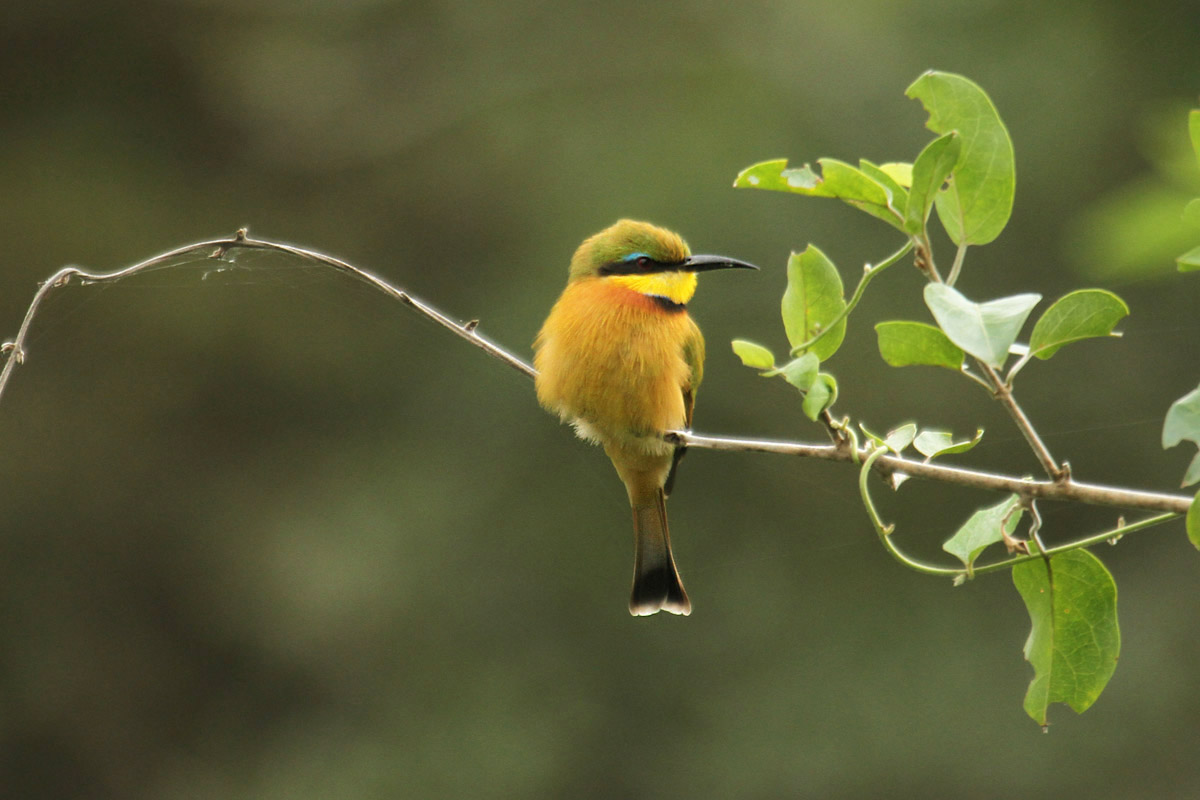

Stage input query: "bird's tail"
[{"left": 629, "top": 487, "right": 691, "bottom": 616}]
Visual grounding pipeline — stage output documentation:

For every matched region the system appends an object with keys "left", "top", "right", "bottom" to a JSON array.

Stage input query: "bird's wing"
[
  {"left": 665, "top": 322, "right": 705, "bottom": 497},
  {"left": 681, "top": 320, "right": 705, "bottom": 428}
]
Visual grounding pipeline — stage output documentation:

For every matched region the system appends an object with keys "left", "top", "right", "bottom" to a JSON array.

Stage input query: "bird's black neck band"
[{"left": 649, "top": 294, "right": 687, "bottom": 313}]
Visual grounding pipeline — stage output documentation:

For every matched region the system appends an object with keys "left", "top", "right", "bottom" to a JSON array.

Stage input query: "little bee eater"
[{"left": 534, "top": 220, "right": 758, "bottom": 616}]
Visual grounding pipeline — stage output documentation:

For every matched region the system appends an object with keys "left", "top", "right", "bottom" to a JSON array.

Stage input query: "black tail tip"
[{"left": 629, "top": 566, "right": 691, "bottom": 616}]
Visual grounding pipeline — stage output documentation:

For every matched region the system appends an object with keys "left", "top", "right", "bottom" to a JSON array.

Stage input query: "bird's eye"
[{"left": 636, "top": 256, "right": 652, "bottom": 269}]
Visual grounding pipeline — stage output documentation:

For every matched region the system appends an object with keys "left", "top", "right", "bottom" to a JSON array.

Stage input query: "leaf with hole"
[
  {"left": 924, "top": 284, "right": 1040, "bottom": 368},
  {"left": 734, "top": 158, "right": 903, "bottom": 229},
  {"left": 734, "top": 159, "right": 830, "bottom": 195},
  {"left": 906, "top": 71, "right": 1015, "bottom": 246}
]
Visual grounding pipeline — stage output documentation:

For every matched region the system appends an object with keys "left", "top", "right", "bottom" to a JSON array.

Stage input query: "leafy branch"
[{"left": 729, "top": 70, "right": 1200, "bottom": 727}]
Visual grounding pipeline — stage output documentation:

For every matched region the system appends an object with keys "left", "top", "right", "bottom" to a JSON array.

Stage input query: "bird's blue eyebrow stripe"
[{"left": 622, "top": 252, "right": 650, "bottom": 262}]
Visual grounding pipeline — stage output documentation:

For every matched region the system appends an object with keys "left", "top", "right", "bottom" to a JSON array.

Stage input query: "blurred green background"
[{"left": 2, "top": 1, "right": 1199, "bottom": 798}]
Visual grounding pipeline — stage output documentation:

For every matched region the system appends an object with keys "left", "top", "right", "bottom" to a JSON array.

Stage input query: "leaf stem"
[
  {"left": 1004, "top": 350, "right": 1036, "bottom": 384},
  {"left": 946, "top": 241, "right": 969, "bottom": 286}
]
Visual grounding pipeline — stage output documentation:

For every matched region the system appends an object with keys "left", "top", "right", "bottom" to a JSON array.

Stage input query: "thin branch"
[
  {"left": 0, "top": 230, "right": 534, "bottom": 406},
  {"left": 669, "top": 431, "right": 1192, "bottom": 514},
  {"left": 907, "top": 225, "right": 1062, "bottom": 480},
  {"left": 3, "top": 232, "right": 1190, "bottom": 521},
  {"left": 976, "top": 361, "right": 1065, "bottom": 481},
  {"left": 913, "top": 233, "right": 943, "bottom": 283}
]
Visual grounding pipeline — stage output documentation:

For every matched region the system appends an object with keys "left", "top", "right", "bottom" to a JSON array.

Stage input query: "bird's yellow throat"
[{"left": 608, "top": 270, "right": 698, "bottom": 306}]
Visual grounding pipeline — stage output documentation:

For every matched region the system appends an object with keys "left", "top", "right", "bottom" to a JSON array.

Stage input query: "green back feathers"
[{"left": 568, "top": 220, "right": 691, "bottom": 281}]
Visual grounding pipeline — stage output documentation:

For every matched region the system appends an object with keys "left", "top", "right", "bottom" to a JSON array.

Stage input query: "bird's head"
[{"left": 568, "top": 219, "right": 758, "bottom": 307}]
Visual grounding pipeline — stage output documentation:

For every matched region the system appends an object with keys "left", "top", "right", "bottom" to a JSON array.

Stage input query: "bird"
[{"left": 533, "top": 219, "right": 758, "bottom": 616}]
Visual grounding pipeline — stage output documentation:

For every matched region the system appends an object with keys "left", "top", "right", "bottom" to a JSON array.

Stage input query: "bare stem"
[{"left": 0, "top": 230, "right": 534, "bottom": 407}]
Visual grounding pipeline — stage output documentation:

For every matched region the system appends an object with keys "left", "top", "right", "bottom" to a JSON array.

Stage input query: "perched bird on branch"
[{"left": 534, "top": 220, "right": 758, "bottom": 615}]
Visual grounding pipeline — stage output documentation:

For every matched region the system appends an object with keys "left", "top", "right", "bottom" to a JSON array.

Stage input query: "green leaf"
[
  {"left": 1013, "top": 549, "right": 1121, "bottom": 727},
  {"left": 1178, "top": 243, "right": 1200, "bottom": 272},
  {"left": 875, "top": 321, "right": 965, "bottom": 370},
  {"left": 858, "top": 422, "right": 885, "bottom": 448},
  {"left": 779, "top": 353, "right": 819, "bottom": 392},
  {"left": 802, "top": 372, "right": 838, "bottom": 421},
  {"left": 884, "top": 423, "right": 917, "bottom": 454},
  {"left": 821, "top": 159, "right": 903, "bottom": 227},
  {"left": 734, "top": 158, "right": 903, "bottom": 229},
  {"left": 735, "top": 159, "right": 829, "bottom": 194},
  {"left": 1185, "top": 452, "right": 1200, "bottom": 488},
  {"left": 906, "top": 71, "right": 1016, "bottom": 245},
  {"left": 879, "top": 162, "right": 913, "bottom": 188},
  {"left": 782, "top": 246, "right": 847, "bottom": 360},
  {"left": 913, "top": 427, "right": 984, "bottom": 459},
  {"left": 1027, "top": 289, "right": 1130, "bottom": 359},
  {"left": 860, "top": 159, "right": 909, "bottom": 213},
  {"left": 905, "top": 132, "right": 962, "bottom": 234},
  {"left": 1187, "top": 490, "right": 1200, "bottom": 550},
  {"left": 731, "top": 339, "right": 776, "bottom": 370},
  {"left": 924, "top": 283, "right": 1040, "bottom": 368},
  {"left": 943, "top": 495, "right": 1022, "bottom": 570},
  {"left": 1163, "top": 384, "right": 1200, "bottom": 448},
  {"left": 1165, "top": 385, "right": 1200, "bottom": 487},
  {"left": 819, "top": 159, "right": 890, "bottom": 206}
]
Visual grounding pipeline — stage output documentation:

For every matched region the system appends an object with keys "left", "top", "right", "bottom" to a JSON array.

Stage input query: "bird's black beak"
[{"left": 681, "top": 254, "right": 761, "bottom": 273}]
